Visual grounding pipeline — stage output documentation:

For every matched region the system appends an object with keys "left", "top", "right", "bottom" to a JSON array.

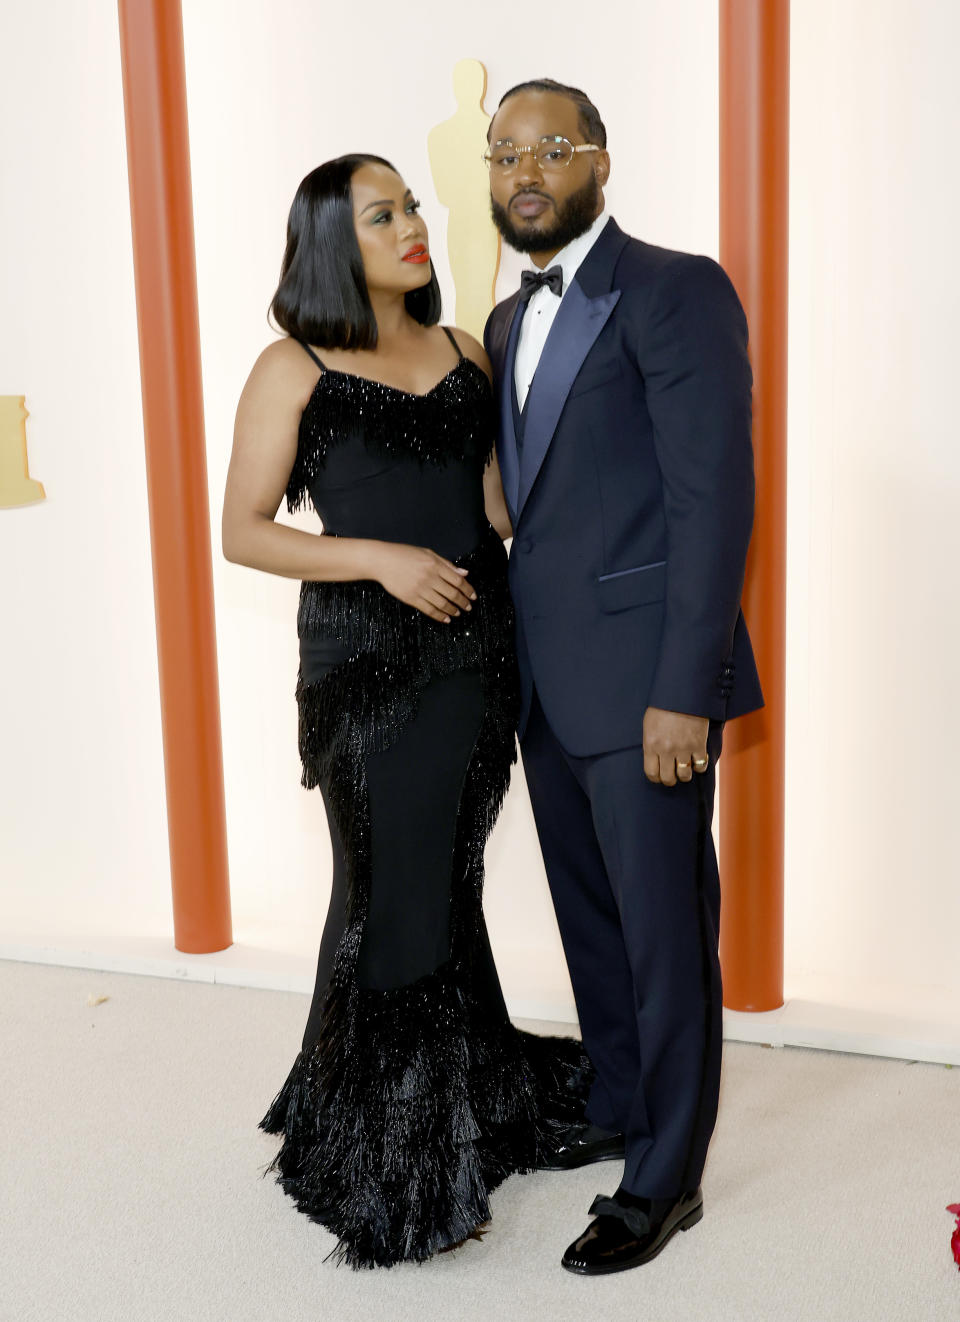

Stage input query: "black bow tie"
[{"left": 519, "top": 265, "right": 563, "bottom": 302}]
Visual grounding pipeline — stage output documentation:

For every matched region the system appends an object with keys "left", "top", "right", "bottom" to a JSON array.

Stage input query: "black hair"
[
  {"left": 493, "top": 79, "right": 607, "bottom": 148},
  {"left": 269, "top": 153, "right": 441, "bottom": 350}
]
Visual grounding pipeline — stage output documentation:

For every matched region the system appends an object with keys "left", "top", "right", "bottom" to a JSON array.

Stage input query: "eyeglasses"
[{"left": 482, "top": 136, "right": 602, "bottom": 173}]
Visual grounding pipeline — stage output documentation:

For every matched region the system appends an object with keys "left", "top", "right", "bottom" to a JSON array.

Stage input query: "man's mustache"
[{"left": 510, "top": 190, "right": 552, "bottom": 206}]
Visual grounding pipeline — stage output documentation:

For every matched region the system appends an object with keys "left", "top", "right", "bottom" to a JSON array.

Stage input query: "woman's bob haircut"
[{"left": 270, "top": 154, "right": 441, "bottom": 350}]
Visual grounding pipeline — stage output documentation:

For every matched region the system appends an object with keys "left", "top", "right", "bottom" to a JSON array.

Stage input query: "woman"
[{"left": 222, "top": 154, "right": 591, "bottom": 1269}]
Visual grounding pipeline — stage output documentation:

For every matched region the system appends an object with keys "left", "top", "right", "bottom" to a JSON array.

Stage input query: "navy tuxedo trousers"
[{"left": 521, "top": 688, "right": 725, "bottom": 1199}]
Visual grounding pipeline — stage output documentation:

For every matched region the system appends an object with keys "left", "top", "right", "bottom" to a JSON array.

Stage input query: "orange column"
[
  {"left": 118, "top": 0, "right": 232, "bottom": 953},
  {"left": 718, "top": 0, "right": 789, "bottom": 1010}
]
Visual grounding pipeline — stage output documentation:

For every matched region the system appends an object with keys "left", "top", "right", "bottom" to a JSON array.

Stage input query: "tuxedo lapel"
[
  {"left": 493, "top": 296, "right": 524, "bottom": 520},
  {"left": 491, "top": 219, "right": 630, "bottom": 522},
  {"left": 517, "top": 281, "right": 621, "bottom": 516}
]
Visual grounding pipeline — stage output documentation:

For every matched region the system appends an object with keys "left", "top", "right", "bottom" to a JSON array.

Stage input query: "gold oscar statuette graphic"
[
  {"left": 0, "top": 397, "right": 45, "bottom": 508},
  {"left": 428, "top": 59, "right": 502, "bottom": 342}
]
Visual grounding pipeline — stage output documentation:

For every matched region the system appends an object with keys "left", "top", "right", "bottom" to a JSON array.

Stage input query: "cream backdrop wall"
[
  {"left": 783, "top": 0, "right": 960, "bottom": 1029},
  {"left": 1, "top": 2, "right": 171, "bottom": 940},
  {"left": 2, "top": 1, "right": 957, "bottom": 1051}
]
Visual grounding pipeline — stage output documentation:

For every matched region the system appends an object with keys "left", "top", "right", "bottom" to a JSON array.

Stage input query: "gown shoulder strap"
[
  {"left": 297, "top": 339, "right": 327, "bottom": 370},
  {"left": 441, "top": 326, "right": 464, "bottom": 360}
]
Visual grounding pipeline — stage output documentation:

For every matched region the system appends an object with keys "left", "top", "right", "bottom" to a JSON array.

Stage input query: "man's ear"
[{"left": 594, "top": 151, "right": 611, "bottom": 187}]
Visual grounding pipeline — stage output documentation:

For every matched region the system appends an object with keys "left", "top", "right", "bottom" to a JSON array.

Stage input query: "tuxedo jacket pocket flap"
[{"left": 597, "top": 560, "right": 666, "bottom": 612}]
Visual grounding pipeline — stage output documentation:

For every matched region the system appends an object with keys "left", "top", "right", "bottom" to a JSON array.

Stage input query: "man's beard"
[{"left": 491, "top": 172, "right": 600, "bottom": 254}]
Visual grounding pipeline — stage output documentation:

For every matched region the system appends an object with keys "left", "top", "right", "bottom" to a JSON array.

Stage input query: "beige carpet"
[{"left": 2, "top": 959, "right": 958, "bottom": 1322}]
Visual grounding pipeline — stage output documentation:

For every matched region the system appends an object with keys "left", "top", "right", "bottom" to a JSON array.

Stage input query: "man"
[{"left": 483, "top": 80, "right": 764, "bottom": 1275}]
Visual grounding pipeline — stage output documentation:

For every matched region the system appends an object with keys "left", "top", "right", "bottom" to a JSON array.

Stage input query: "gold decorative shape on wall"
[
  {"left": 0, "top": 397, "right": 45, "bottom": 508},
  {"left": 428, "top": 59, "right": 501, "bottom": 342}
]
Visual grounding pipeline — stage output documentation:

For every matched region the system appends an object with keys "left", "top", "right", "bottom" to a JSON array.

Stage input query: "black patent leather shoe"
[
  {"left": 537, "top": 1123, "right": 626, "bottom": 1171},
  {"left": 561, "top": 1188, "right": 703, "bottom": 1274}
]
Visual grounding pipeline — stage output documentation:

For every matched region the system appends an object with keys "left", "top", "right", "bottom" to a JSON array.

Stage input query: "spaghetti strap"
[
  {"left": 297, "top": 339, "right": 326, "bottom": 371},
  {"left": 441, "top": 326, "right": 464, "bottom": 361}
]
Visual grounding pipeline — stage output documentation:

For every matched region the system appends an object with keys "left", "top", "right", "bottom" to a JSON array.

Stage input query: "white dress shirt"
[{"left": 513, "top": 209, "right": 611, "bottom": 411}]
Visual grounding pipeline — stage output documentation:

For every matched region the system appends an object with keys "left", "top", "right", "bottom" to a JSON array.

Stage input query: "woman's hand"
[{"left": 371, "top": 543, "right": 477, "bottom": 622}]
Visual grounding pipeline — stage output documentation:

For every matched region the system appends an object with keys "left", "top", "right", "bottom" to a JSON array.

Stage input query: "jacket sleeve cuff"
[{"left": 647, "top": 630, "right": 737, "bottom": 722}]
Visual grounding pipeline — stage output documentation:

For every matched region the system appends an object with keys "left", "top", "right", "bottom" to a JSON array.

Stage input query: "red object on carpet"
[{"left": 947, "top": 1205, "right": 960, "bottom": 1270}]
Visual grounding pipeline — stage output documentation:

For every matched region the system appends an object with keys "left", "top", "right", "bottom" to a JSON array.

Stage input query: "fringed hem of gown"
[
  {"left": 259, "top": 964, "right": 593, "bottom": 1268},
  {"left": 259, "top": 526, "right": 594, "bottom": 1268}
]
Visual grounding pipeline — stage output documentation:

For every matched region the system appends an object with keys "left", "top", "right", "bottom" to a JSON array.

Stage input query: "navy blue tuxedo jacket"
[{"left": 484, "top": 217, "right": 764, "bottom": 756}]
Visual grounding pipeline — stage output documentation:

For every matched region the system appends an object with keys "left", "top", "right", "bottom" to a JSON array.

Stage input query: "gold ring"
[
  {"left": 693, "top": 756, "right": 709, "bottom": 771},
  {"left": 677, "top": 761, "right": 692, "bottom": 772}
]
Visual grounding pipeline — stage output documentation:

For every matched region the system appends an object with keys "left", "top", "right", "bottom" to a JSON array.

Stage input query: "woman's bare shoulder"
[
  {"left": 444, "top": 326, "right": 492, "bottom": 382},
  {"left": 242, "top": 336, "right": 319, "bottom": 409},
  {"left": 251, "top": 334, "right": 316, "bottom": 378}
]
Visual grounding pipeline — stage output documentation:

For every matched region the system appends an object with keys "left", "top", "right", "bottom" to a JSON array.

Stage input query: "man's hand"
[{"left": 643, "top": 707, "right": 710, "bottom": 786}]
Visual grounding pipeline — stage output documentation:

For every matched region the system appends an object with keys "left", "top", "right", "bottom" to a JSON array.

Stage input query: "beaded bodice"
[{"left": 286, "top": 356, "right": 496, "bottom": 563}]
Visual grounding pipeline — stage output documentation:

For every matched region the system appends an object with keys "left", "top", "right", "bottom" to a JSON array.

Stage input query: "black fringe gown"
[{"left": 259, "top": 329, "right": 592, "bottom": 1268}]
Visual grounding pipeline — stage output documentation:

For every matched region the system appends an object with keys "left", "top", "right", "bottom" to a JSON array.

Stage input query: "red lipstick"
[{"left": 402, "top": 244, "right": 430, "bottom": 263}]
